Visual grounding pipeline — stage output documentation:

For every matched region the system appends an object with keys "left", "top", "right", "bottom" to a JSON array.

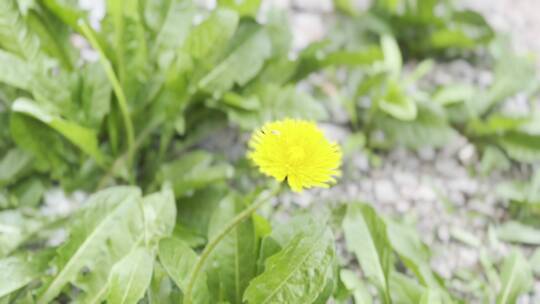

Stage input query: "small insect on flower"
[{"left": 248, "top": 118, "right": 342, "bottom": 192}]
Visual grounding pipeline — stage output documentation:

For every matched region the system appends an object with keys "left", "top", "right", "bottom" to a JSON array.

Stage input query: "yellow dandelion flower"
[{"left": 248, "top": 118, "right": 342, "bottom": 192}]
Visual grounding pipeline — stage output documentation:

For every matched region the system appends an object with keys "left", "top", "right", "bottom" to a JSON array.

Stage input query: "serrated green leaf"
[
  {"left": 37, "top": 187, "right": 143, "bottom": 304},
  {"left": 12, "top": 98, "right": 106, "bottom": 165},
  {"left": 197, "top": 24, "right": 271, "bottom": 95},
  {"left": 498, "top": 131, "right": 540, "bottom": 163},
  {"left": 243, "top": 227, "right": 334, "bottom": 304},
  {"left": 0, "top": 50, "right": 31, "bottom": 89},
  {"left": 496, "top": 221, "right": 540, "bottom": 245},
  {"left": 340, "top": 269, "right": 372, "bottom": 304},
  {"left": 496, "top": 250, "right": 533, "bottom": 304},
  {"left": 107, "top": 248, "right": 154, "bottom": 304},
  {"left": 0, "top": 148, "right": 33, "bottom": 187},
  {"left": 378, "top": 81, "right": 417, "bottom": 121},
  {"left": 218, "top": 0, "right": 261, "bottom": 17},
  {"left": 184, "top": 9, "right": 239, "bottom": 61},
  {"left": 0, "top": 255, "right": 43, "bottom": 297},
  {"left": 343, "top": 203, "right": 391, "bottom": 303},
  {"left": 207, "top": 194, "right": 256, "bottom": 304},
  {"left": 158, "top": 237, "right": 211, "bottom": 304},
  {"left": 0, "top": 0, "right": 41, "bottom": 60}
]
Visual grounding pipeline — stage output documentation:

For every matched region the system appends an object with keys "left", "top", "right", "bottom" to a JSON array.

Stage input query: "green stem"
[
  {"left": 183, "top": 189, "right": 278, "bottom": 304},
  {"left": 79, "top": 20, "right": 135, "bottom": 157}
]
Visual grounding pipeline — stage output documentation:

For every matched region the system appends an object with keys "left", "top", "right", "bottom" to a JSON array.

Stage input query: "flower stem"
[
  {"left": 79, "top": 20, "right": 135, "bottom": 159},
  {"left": 183, "top": 189, "right": 277, "bottom": 304}
]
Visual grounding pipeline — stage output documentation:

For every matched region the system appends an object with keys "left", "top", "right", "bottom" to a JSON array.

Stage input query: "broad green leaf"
[
  {"left": 12, "top": 98, "right": 106, "bottom": 165},
  {"left": 243, "top": 227, "right": 335, "bottom": 304},
  {"left": 147, "top": 261, "right": 182, "bottom": 304},
  {"left": 160, "top": 151, "right": 234, "bottom": 197},
  {"left": 386, "top": 220, "right": 441, "bottom": 289},
  {"left": 107, "top": 248, "right": 154, "bottom": 304},
  {"left": 498, "top": 131, "right": 540, "bottom": 163},
  {"left": 153, "top": 0, "right": 195, "bottom": 63},
  {"left": 218, "top": 0, "right": 261, "bottom": 17},
  {"left": 340, "top": 269, "right": 372, "bottom": 304},
  {"left": 0, "top": 50, "right": 31, "bottom": 89},
  {"left": 184, "top": 9, "right": 239, "bottom": 61},
  {"left": 197, "top": 24, "right": 272, "bottom": 95},
  {"left": 37, "top": 187, "right": 144, "bottom": 304},
  {"left": 75, "top": 188, "right": 174, "bottom": 304},
  {"left": 0, "top": 148, "right": 32, "bottom": 187},
  {"left": 142, "top": 187, "right": 176, "bottom": 246},
  {"left": 531, "top": 249, "right": 540, "bottom": 277},
  {"left": 419, "top": 289, "right": 442, "bottom": 304},
  {"left": 378, "top": 81, "right": 417, "bottom": 121},
  {"left": 377, "top": 103, "right": 456, "bottom": 148},
  {"left": 224, "top": 84, "right": 327, "bottom": 129},
  {"left": 207, "top": 194, "right": 256, "bottom": 304},
  {"left": 79, "top": 62, "right": 112, "bottom": 129},
  {"left": 496, "top": 221, "right": 540, "bottom": 245},
  {"left": 390, "top": 272, "right": 426, "bottom": 304},
  {"left": 381, "top": 35, "right": 402, "bottom": 78},
  {"left": 343, "top": 203, "right": 391, "bottom": 303},
  {"left": 496, "top": 251, "right": 533, "bottom": 304},
  {"left": 0, "top": 255, "right": 44, "bottom": 297},
  {"left": 0, "top": 210, "right": 46, "bottom": 257},
  {"left": 433, "top": 84, "right": 475, "bottom": 106},
  {"left": 0, "top": 0, "right": 41, "bottom": 60},
  {"left": 158, "top": 237, "right": 211, "bottom": 304}
]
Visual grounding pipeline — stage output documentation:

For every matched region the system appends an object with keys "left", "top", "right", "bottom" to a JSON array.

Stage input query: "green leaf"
[
  {"left": 0, "top": 210, "right": 47, "bottom": 257},
  {"left": 197, "top": 23, "right": 272, "bottom": 95},
  {"left": 433, "top": 84, "right": 475, "bottom": 106},
  {"left": 377, "top": 103, "right": 456, "bottom": 148},
  {"left": 158, "top": 237, "right": 211, "bottom": 303},
  {"left": 496, "top": 221, "right": 540, "bottom": 245},
  {"left": 153, "top": 0, "right": 195, "bottom": 62},
  {"left": 386, "top": 220, "right": 441, "bottom": 288},
  {"left": 142, "top": 187, "right": 177, "bottom": 246},
  {"left": 0, "top": 0, "right": 41, "bottom": 60},
  {"left": 207, "top": 194, "right": 257, "bottom": 303},
  {"left": 496, "top": 250, "right": 533, "bottom": 304},
  {"left": 224, "top": 84, "right": 327, "bottom": 129},
  {"left": 498, "top": 131, "right": 540, "bottom": 163},
  {"left": 107, "top": 248, "right": 154, "bottom": 304},
  {"left": 12, "top": 98, "right": 106, "bottom": 165},
  {"left": 0, "top": 50, "right": 31, "bottom": 89},
  {"left": 340, "top": 269, "right": 372, "bottom": 304},
  {"left": 184, "top": 9, "right": 239, "bottom": 61},
  {"left": 381, "top": 35, "right": 402, "bottom": 78},
  {"left": 390, "top": 272, "right": 426, "bottom": 304},
  {"left": 79, "top": 62, "right": 112, "bottom": 129},
  {"left": 243, "top": 227, "right": 335, "bottom": 304},
  {"left": 342, "top": 203, "right": 391, "bottom": 303},
  {"left": 0, "top": 148, "right": 33, "bottom": 187},
  {"left": 419, "top": 289, "right": 442, "bottom": 304},
  {"left": 218, "top": 0, "right": 261, "bottom": 17},
  {"left": 160, "top": 151, "right": 234, "bottom": 197},
  {"left": 0, "top": 255, "right": 45, "bottom": 297},
  {"left": 37, "top": 187, "right": 144, "bottom": 304},
  {"left": 378, "top": 81, "right": 417, "bottom": 121}
]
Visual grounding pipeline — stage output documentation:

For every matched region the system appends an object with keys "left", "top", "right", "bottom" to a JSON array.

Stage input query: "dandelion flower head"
[{"left": 248, "top": 118, "right": 342, "bottom": 192}]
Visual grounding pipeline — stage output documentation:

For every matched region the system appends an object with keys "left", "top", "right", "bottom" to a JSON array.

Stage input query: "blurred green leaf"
[
  {"left": 244, "top": 227, "right": 335, "bottom": 304},
  {"left": 107, "top": 248, "right": 154, "bottom": 304},
  {"left": 496, "top": 250, "right": 533, "bottom": 304},
  {"left": 343, "top": 203, "right": 392, "bottom": 303},
  {"left": 158, "top": 237, "right": 211, "bottom": 303},
  {"left": 377, "top": 81, "right": 417, "bottom": 121},
  {"left": 37, "top": 187, "right": 143, "bottom": 304},
  {"left": 497, "top": 221, "right": 540, "bottom": 245},
  {"left": 207, "top": 194, "right": 257, "bottom": 304}
]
